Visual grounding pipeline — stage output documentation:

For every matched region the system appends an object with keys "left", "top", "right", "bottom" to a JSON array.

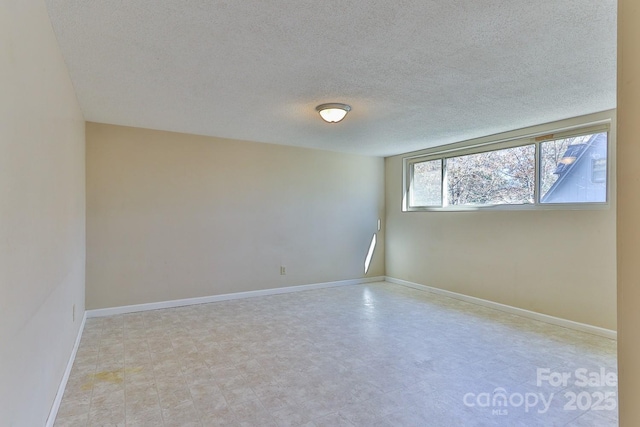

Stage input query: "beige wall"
[
  {"left": 385, "top": 111, "right": 617, "bottom": 330},
  {"left": 86, "top": 123, "right": 384, "bottom": 309},
  {"left": 0, "top": 1, "right": 86, "bottom": 425},
  {"left": 617, "top": 0, "right": 639, "bottom": 424}
]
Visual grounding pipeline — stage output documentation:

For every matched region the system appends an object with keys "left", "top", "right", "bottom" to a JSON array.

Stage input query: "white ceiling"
[{"left": 45, "top": 0, "right": 616, "bottom": 157}]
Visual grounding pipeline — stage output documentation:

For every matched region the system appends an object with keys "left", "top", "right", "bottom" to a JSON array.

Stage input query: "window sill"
[{"left": 403, "top": 203, "right": 610, "bottom": 213}]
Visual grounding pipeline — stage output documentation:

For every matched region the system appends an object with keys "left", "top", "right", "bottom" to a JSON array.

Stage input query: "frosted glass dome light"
[{"left": 316, "top": 103, "right": 351, "bottom": 123}]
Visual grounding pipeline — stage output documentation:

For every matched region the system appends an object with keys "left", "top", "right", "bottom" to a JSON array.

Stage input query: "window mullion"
[
  {"left": 442, "top": 158, "right": 448, "bottom": 207},
  {"left": 534, "top": 142, "right": 541, "bottom": 204}
]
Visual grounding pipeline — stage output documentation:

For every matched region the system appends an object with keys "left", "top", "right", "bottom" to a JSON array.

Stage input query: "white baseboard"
[
  {"left": 46, "top": 311, "right": 87, "bottom": 427},
  {"left": 385, "top": 276, "right": 617, "bottom": 340},
  {"left": 87, "top": 276, "right": 385, "bottom": 318}
]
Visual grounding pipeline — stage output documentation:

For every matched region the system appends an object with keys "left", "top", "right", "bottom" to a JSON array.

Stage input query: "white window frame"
[{"left": 402, "top": 121, "right": 611, "bottom": 212}]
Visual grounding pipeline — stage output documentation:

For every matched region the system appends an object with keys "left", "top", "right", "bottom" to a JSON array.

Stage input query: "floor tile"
[{"left": 54, "top": 282, "right": 617, "bottom": 426}]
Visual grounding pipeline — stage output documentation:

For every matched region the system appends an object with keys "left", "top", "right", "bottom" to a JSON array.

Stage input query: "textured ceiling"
[{"left": 45, "top": 0, "right": 616, "bottom": 157}]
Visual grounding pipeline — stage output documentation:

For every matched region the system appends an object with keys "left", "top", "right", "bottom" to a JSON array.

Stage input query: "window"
[
  {"left": 404, "top": 127, "right": 609, "bottom": 211},
  {"left": 410, "top": 159, "right": 442, "bottom": 207},
  {"left": 539, "top": 132, "right": 608, "bottom": 204},
  {"left": 446, "top": 145, "right": 535, "bottom": 206}
]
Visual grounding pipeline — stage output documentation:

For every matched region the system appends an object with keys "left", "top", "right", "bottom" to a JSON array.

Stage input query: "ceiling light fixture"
[
  {"left": 559, "top": 156, "right": 577, "bottom": 165},
  {"left": 316, "top": 103, "right": 351, "bottom": 123}
]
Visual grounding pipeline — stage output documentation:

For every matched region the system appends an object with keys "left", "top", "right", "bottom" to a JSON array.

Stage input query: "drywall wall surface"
[
  {"left": 0, "top": 1, "right": 86, "bottom": 424},
  {"left": 385, "top": 112, "right": 616, "bottom": 330},
  {"left": 86, "top": 123, "right": 384, "bottom": 309},
  {"left": 617, "top": 0, "right": 640, "bottom": 424}
]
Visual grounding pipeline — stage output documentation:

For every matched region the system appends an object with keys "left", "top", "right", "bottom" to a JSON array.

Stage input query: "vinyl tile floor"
[{"left": 54, "top": 282, "right": 618, "bottom": 426}]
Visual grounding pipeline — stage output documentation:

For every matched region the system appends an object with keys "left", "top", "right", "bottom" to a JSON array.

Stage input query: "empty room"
[{"left": 3, "top": 0, "right": 640, "bottom": 426}]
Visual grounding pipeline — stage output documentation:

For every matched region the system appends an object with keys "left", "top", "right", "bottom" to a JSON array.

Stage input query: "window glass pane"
[
  {"left": 540, "top": 132, "right": 607, "bottom": 203},
  {"left": 411, "top": 159, "right": 442, "bottom": 206},
  {"left": 446, "top": 145, "right": 535, "bottom": 206}
]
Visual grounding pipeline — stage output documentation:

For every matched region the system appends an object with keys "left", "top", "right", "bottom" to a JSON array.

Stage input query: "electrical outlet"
[
  {"left": 280, "top": 266, "right": 286, "bottom": 275},
  {"left": 72, "top": 304, "right": 75, "bottom": 322}
]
